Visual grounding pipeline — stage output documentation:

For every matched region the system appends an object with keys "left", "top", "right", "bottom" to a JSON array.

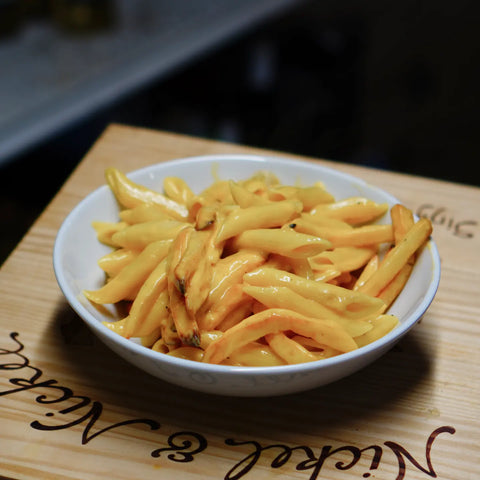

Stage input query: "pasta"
[{"left": 86, "top": 166, "right": 433, "bottom": 367}]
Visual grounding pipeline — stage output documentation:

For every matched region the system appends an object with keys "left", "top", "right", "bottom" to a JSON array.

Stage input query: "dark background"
[{"left": 1, "top": 0, "right": 479, "bottom": 263}]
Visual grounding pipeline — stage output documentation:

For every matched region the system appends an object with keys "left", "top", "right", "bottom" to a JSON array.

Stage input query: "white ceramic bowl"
[{"left": 53, "top": 154, "right": 440, "bottom": 397}]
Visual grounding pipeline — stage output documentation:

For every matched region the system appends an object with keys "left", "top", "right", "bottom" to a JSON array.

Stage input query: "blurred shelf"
[{"left": 0, "top": 0, "right": 302, "bottom": 166}]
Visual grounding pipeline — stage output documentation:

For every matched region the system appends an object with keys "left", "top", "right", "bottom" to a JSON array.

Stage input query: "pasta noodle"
[{"left": 84, "top": 166, "right": 433, "bottom": 367}]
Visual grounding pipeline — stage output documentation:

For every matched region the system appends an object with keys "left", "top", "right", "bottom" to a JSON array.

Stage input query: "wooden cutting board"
[{"left": 1, "top": 124, "right": 479, "bottom": 480}]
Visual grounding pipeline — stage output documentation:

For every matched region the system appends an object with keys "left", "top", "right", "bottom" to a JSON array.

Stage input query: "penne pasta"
[
  {"left": 240, "top": 171, "right": 279, "bottom": 194},
  {"left": 390, "top": 204, "right": 415, "bottom": 245},
  {"left": 290, "top": 335, "right": 341, "bottom": 359},
  {"left": 216, "top": 299, "right": 255, "bottom": 332},
  {"left": 266, "top": 332, "right": 318, "bottom": 364},
  {"left": 215, "top": 200, "right": 302, "bottom": 243},
  {"left": 244, "top": 267, "right": 385, "bottom": 320},
  {"left": 229, "top": 180, "right": 271, "bottom": 208},
  {"left": 105, "top": 167, "right": 188, "bottom": 219},
  {"left": 166, "top": 227, "right": 201, "bottom": 347},
  {"left": 167, "top": 346, "right": 205, "bottom": 362},
  {"left": 97, "top": 248, "right": 139, "bottom": 277},
  {"left": 354, "top": 314, "right": 399, "bottom": 347},
  {"left": 299, "top": 213, "right": 353, "bottom": 230},
  {"left": 204, "top": 250, "right": 267, "bottom": 307},
  {"left": 310, "top": 246, "right": 377, "bottom": 273},
  {"left": 88, "top": 167, "right": 433, "bottom": 368},
  {"left": 84, "top": 240, "right": 171, "bottom": 304},
  {"left": 287, "top": 257, "right": 315, "bottom": 280},
  {"left": 174, "top": 229, "right": 212, "bottom": 315},
  {"left": 111, "top": 220, "right": 188, "bottom": 250},
  {"left": 92, "top": 221, "right": 128, "bottom": 247},
  {"left": 119, "top": 203, "right": 178, "bottom": 224},
  {"left": 198, "top": 283, "right": 251, "bottom": 331},
  {"left": 136, "top": 289, "right": 171, "bottom": 338},
  {"left": 203, "top": 308, "right": 358, "bottom": 365},
  {"left": 267, "top": 185, "right": 335, "bottom": 209},
  {"left": 163, "top": 176, "right": 196, "bottom": 206},
  {"left": 140, "top": 327, "right": 161, "bottom": 348},
  {"left": 199, "top": 179, "right": 233, "bottom": 205},
  {"left": 353, "top": 254, "right": 379, "bottom": 291},
  {"left": 122, "top": 259, "right": 168, "bottom": 339},
  {"left": 195, "top": 205, "right": 218, "bottom": 230},
  {"left": 231, "top": 228, "right": 331, "bottom": 258},
  {"left": 293, "top": 217, "right": 394, "bottom": 248},
  {"left": 377, "top": 262, "right": 414, "bottom": 310},
  {"left": 310, "top": 197, "right": 389, "bottom": 225},
  {"left": 242, "top": 285, "right": 373, "bottom": 337},
  {"left": 227, "top": 341, "right": 286, "bottom": 367},
  {"left": 358, "top": 218, "right": 432, "bottom": 297}
]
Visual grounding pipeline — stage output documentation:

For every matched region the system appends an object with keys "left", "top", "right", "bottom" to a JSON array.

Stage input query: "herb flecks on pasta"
[{"left": 84, "top": 167, "right": 432, "bottom": 366}]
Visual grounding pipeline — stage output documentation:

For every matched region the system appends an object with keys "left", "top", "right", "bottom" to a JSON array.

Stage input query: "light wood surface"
[{"left": 1, "top": 124, "right": 479, "bottom": 480}]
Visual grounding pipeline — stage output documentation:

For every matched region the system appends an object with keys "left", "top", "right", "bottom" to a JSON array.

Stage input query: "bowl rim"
[{"left": 53, "top": 153, "right": 441, "bottom": 377}]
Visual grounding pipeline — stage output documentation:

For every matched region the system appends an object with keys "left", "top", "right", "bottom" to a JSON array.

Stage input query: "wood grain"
[{"left": 1, "top": 124, "right": 479, "bottom": 480}]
